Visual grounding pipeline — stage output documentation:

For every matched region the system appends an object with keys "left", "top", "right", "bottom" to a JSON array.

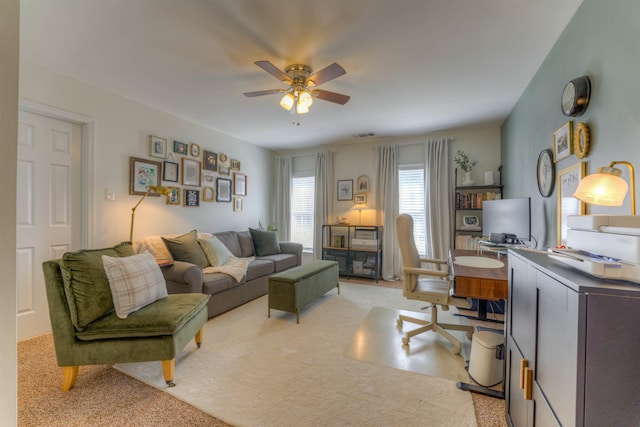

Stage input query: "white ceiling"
[{"left": 20, "top": 0, "right": 583, "bottom": 150}]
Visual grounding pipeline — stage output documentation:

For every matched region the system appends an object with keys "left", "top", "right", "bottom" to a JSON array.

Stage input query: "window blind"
[
  {"left": 399, "top": 167, "right": 426, "bottom": 256},
  {"left": 291, "top": 175, "right": 315, "bottom": 251}
]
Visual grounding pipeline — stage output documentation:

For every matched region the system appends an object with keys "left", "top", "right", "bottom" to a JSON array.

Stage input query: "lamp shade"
[
  {"left": 280, "top": 93, "right": 295, "bottom": 110},
  {"left": 573, "top": 167, "right": 628, "bottom": 206},
  {"left": 298, "top": 90, "right": 313, "bottom": 108}
]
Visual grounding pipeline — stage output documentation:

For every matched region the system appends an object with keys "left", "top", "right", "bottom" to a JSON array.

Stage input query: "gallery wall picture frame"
[
  {"left": 203, "top": 150, "right": 218, "bottom": 171},
  {"left": 355, "top": 193, "right": 367, "bottom": 204},
  {"left": 184, "top": 189, "right": 200, "bottom": 207},
  {"left": 166, "top": 186, "right": 181, "bottom": 205},
  {"left": 553, "top": 121, "right": 574, "bottom": 162},
  {"left": 181, "top": 158, "right": 201, "bottom": 187},
  {"left": 234, "top": 172, "right": 247, "bottom": 196},
  {"left": 202, "top": 186, "right": 215, "bottom": 202},
  {"left": 216, "top": 177, "right": 232, "bottom": 202},
  {"left": 190, "top": 143, "right": 200, "bottom": 157},
  {"left": 557, "top": 161, "right": 585, "bottom": 246},
  {"left": 173, "top": 140, "right": 188, "bottom": 155},
  {"left": 231, "top": 159, "right": 241, "bottom": 171},
  {"left": 357, "top": 175, "right": 370, "bottom": 192},
  {"left": 337, "top": 179, "right": 353, "bottom": 201},
  {"left": 233, "top": 197, "right": 243, "bottom": 212},
  {"left": 163, "top": 161, "right": 179, "bottom": 182},
  {"left": 129, "top": 157, "right": 162, "bottom": 196},
  {"left": 202, "top": 171, "right": 216, "bottom": 185},
  {"left": 218, "top": 164, "right": 230, "bottom": 175},
  {"left": 149, "top": 135, "right": 167, "bottom": 159}
]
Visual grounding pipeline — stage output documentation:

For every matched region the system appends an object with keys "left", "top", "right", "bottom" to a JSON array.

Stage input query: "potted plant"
[{"left": 454, "top": 150, "right": 478, "bottom": 186}]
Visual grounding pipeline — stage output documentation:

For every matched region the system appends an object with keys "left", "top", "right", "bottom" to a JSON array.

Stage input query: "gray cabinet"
[
  {"left": 506, "top": 249, "right": 640, "bottom": 426},
  {"left": 321, "top": 225, "right": 382, "bottom": 282}
]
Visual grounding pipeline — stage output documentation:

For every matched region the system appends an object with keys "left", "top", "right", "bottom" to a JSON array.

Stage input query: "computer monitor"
[{"left": 482, "top": 197, "right": 531, "bottom": 242}]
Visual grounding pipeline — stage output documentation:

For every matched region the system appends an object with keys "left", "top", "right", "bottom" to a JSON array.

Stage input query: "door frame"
[{"left": 18, "top": 99, "right": 96, "bottom": 247}]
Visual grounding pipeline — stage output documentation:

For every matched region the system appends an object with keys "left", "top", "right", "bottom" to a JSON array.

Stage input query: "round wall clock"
[
  {"left": 561, "top": 76, "right": 591, "bottom": 117},
  {"left": 537, "top": 149, "right": 555, "bottom": 197},
  {"left": 574, "top": 122, "right": 590, "bottom": 159}
]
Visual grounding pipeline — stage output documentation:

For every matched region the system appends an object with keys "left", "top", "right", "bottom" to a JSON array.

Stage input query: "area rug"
[{"left": 115, "top": 282, "right": 477, "bottom": 427}]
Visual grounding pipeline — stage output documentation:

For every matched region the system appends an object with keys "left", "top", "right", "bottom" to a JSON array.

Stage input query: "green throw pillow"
[
  {"left": 249, "top": 228, "right": 281, "bottom": 256},
  {"left": 161, "top": 230, "right": 210, "bottom": 268},
  {"left": 198, "top": 237, "right": 231, "bottom": 266},
  {"left": 59, "top": 241, "right": 135, "bottom": 331}
]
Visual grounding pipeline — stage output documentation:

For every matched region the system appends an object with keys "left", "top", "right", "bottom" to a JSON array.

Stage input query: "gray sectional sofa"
[{"left": 134, "top": 230, "right": 303, "bottom": 318}]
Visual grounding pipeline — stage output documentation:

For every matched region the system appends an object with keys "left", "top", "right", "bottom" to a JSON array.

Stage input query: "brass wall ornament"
[{"left": 574, "top": 122, "right": 590, "bottom": 159}]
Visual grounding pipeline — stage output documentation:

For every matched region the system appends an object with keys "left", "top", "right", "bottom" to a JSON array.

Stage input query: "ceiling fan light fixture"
[
  {"left": 280, "top": 93, "right": 295, "bottom": 110},
  {"left": 296, "top": 103, "right": 310, "bottom": 114}
]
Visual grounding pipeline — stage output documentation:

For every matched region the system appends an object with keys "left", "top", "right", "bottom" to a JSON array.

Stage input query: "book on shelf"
[
  {"left": 455, "top": 234, "right": 483, "bottom": 250},
  {"left": 455, "top": 191, "right": 502, "bottom": 209}
]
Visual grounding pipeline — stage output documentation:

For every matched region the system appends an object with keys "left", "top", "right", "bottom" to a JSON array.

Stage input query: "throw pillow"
[
  {"left": 198, "top": 237, "right": 231, "bottom": 267},
  {"left": 59, "top": 241, "right": 135, "bottom": 330},
  {"left": 161, "top": 230, "right": 209, "bottom": 268},
  {"left": 102, "top": 251, "right": 168, "bottom": 319},
  {"left": 249, "top": 228, "right": 282, "bottom": 256}
]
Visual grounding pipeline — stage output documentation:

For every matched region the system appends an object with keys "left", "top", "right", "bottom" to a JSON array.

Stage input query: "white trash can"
[{"left": 468, "top": 331, "right": 504, "bottom": 387}]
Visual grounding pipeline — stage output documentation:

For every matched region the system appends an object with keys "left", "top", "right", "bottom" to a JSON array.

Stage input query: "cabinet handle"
[
  {"left": 520, "top": 359, "right": 529, "bottom": 389},
  {"left": 523, "top": 367, "right": 533, "bottom": 401}
]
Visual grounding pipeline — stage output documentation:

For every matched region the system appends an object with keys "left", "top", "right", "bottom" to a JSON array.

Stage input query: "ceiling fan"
[{"left": 244, "top": 61, "right": 350, "bottom": 115}]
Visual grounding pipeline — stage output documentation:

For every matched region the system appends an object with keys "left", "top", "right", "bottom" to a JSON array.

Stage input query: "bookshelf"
[{"left": 321, "top": 224, "right": 382, "bottom": 282}]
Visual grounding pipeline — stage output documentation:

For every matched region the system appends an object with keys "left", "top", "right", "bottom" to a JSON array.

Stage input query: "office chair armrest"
[
  {"left": 418, "top": 257, "right": 447, "bottom": 265},
  {"left": 402, "top": 266, "right": 449, "bottom": 278}
]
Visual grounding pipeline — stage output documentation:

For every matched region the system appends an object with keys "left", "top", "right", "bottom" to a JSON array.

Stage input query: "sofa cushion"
[
  {"left": 237, "top": 231, "right": 255, "bottom": 257},
  {"left": 59, "top": 241, "right": 135, "bottom": 331},
  {"left": 249, "top": 228, "right": 281, "bottom": 256},
  {"left": 198, "top": 237, "right": 231, "bottom": 266},
  {"left": 259, "top": 253, "right": 298, "bottom": 272},
  {"left": 214, "top": 231, "right": 243, "bottom": 257},
  {"left": 162, "top": 230, "right": 209, "bottom": 268},
  {"left": 102, "top": 251, "right": 169, "bottom": 319},
  {"left": 246, "top": 259, "right": 276, "bottom": 281},
  {"left": 202, "top": 272, "right": 241, "bottom": 295}
]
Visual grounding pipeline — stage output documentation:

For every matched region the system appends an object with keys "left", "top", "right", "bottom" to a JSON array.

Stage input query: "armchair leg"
[
  {"left": 195, "top": 327, "right": 204, "bottom": 348},
  {"left": 162, "top": 359, "right": 175, "bottom": 387},
  {"left": 61, "top": 366, "right": 79, "bottom": 392}
]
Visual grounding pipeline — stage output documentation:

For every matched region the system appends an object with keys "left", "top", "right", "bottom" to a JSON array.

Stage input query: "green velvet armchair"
[{"left": 42, "top": 243, "right": 210, "bottom": 391}]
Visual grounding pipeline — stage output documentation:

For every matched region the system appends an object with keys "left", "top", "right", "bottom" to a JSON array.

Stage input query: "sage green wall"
[{"left": 501, "top": 0, "right": 640, "bottom": 249}]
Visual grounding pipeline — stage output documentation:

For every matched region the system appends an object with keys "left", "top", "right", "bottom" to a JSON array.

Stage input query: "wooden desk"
[{"left": 449, "top": 249, "right": 508, "bottom": 320}]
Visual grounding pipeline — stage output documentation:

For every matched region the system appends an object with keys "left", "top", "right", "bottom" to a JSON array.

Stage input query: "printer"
[{"left": 549, "top": 215, "right": 640, "bottom": 283}]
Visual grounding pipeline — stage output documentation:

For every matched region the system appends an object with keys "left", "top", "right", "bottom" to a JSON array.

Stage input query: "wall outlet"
[{"left": 105, "top": 188, "right": 116, "bottom": 201}]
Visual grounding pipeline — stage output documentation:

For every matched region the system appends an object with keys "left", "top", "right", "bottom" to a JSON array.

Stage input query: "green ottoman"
[{"left": 268, "top": 260, "right": 339, "bottom": 323}]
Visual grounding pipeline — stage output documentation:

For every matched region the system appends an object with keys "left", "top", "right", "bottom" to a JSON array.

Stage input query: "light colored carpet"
[{"left": 116, "top": 282, "right": 478, "bottom": 427}]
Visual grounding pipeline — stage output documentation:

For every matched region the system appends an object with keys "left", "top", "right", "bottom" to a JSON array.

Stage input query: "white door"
[{"left": 17, "top": 111, "right": 82, "bottom": 340}]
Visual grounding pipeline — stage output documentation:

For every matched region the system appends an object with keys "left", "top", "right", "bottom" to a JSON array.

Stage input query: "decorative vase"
[{"left": 462, "top": 171, "right": 474, "bottom": 186}]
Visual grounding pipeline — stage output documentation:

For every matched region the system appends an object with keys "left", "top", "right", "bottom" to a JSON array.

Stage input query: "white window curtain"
[
  {"left": 425, "top": 138, "right": 452, "bottom": 260},
  {"left": 375, "top": 145, "right": 400, "bottom": 280},
  {"left": 275, "top": 156, "right": 292, "bottom": 241},
  {"left": 313, "top": 151, "right": 333, "bottom": 259}
]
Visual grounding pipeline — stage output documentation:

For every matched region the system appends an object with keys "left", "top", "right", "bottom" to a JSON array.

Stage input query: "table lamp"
[
  {"left": 350, "top": 203, "right": 371, "bottom": 225},
  {"left": 130, "top": 185, "right": 172, "bottom": 241}
]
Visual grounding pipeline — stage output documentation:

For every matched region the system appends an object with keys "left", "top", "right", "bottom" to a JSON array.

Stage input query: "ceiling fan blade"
[
  {"left": 306, "top": 63, "right": 346, "bottom": 87},
  {"left": 311, "top": 89, "right": 350, "bottom": 105},
  {"left": 243, "top": 89, "right": 283, "bottom": 97},
  {"left": 254, "top": 61, "right": 292, "bottom": 84}
]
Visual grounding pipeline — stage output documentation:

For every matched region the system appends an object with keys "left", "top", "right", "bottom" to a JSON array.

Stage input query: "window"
[
  {"left": 399, "top": 166, "right": 426, "bottom": 256},
  {"left": 291, "top": 175, "right": 315, "bottom": 251}
]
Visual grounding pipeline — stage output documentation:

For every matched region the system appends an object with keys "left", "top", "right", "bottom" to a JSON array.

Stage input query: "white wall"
[{"left": 19, "top": 62, "right": 275, "bottom": 248}]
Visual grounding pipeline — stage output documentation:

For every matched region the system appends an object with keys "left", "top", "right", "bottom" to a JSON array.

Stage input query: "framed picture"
[
  {"left": 234, "top": 172, "right": 247, "bottom": 196},
  {"left": 184, "top": 189, "right": 200, "bottom": 207},
  {"left": 202, "top": 171, "right": 216, "bottom": 184},
  {"left": 231, "top": 159, "right": 241, "bottom": 171},
  {"left": 129, "top": 157, "right": 162, "bottom": 196},
  {"left": 202, "top": 186, "right": 215, "bottom": 202},
  {"left": 337, "top": 179, "right": 353, "bottom": 201},
  {"left": 190, "top": 143, "right": 200, "bottom": 157},
  {"left": 163, "top": 161, "right": 179, "bottom": 182},
  {"left": 233, "top": 197, "right": 243, "bottom": 212},
  {"left": 357, "top": 175, "right": 370, "bottom": 192},
  {"left": 557, "top": 161, "right": 585, "bottom": 246},
  {"left": 182, "top": 158, "right": 201, "bottom": 187},
  {"left": 553, "top": 122, "right": 573, "bottom": 162},
  {"left": 173, "top": 140, "right": 188, "bottom": 155},
  {"left": 218, "top": 165, "right": 230, "bottom": 175},
  {"left": 203, "top": 150, "right": 217, "bottom": 171},
  {"left": 166, "top": 187, "right": 181, "bottom": 205},
  {"left": 354, "top": 193, "right": 367, "bottom": 204},
  {"left": 216, "top": 177, "right": 232, "bottom": 202},
  {"left": 149, "top": 135, "right": 167, "bottom": 159}
]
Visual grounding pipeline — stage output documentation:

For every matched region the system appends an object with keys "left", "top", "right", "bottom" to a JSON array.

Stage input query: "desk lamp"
[{"left": 130, "top": 185, "right": 172, "bottom": 241}]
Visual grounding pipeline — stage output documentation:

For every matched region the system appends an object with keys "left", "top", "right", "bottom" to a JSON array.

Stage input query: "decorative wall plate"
[{"left": 574, "top": 122, "right": 590, "bottom": 159}]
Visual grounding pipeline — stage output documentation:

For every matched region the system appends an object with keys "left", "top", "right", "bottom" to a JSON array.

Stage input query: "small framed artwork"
[
  {"left": 354, "top": 193, "right": 367, "bottom": 204},
  {"left": 231, "top": 159, "right": 241, "bottom": 171},
  {"left": 337, "top": 179, "right": 353, "bottom": 201},
  {"left": 557, "top": 161, "right": 585, "bottom": 246},
  {"left": 553, "top": 121, "right": 573, "bottom": 162},
  {"left": 173, "top": 140, "right": 188, "bottom": 155},
  {"left": 163, "top": 161, "right": 179, "bottom": 182},
  {"left": 218, "top": 164, "right": 230, "bottom": 175},
  {"left": 184, "top": 189, "right": 200, "bottom": 207},
  {"left": 202, "top": 171, "right": 216, "bottom": 185},
  {"left": 129, "top": 157, "right": 162, "bottom": 196},
  {"left": 216, "top": 177, "right": 232, "bottom": 202},
  {"left": 233, "top": 197, "right": 243, "bottom": 212},
  {"left": 182, "top": 158, "right": 201, "bottom": 187},
  {"left": 203, "top": 150, "right": 217, "bottom": 171},
  {"left": 357, "top": 175, "right": 370, "bottom": 192},
  {"left": 218, "top": 152, "right": 229, "bottom": 166},
  {"left": 234, "top": 172, "right": 247, "bottom": 196},
  {"left": 190, "top": 143, "right": 200, "bottom": 157},
  {"left": 149, "top": 135, "right": 167, "bottom": 159},
  {"left": 202, "top": 186, "right": 215, "bottom": 202},
  {"left": 166, "top": 187, "right": 181, "bottom": 205}
]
